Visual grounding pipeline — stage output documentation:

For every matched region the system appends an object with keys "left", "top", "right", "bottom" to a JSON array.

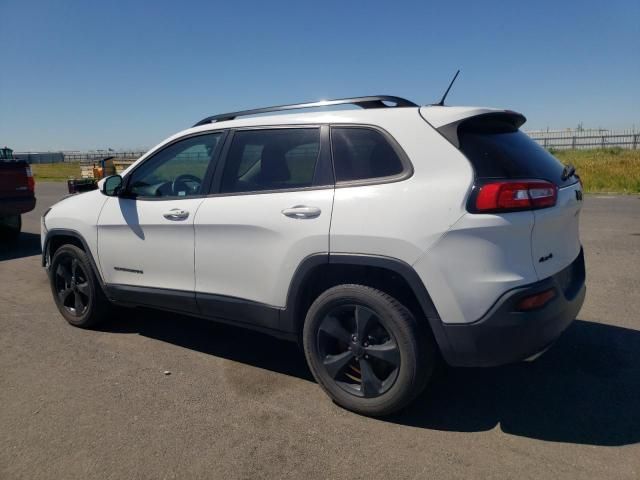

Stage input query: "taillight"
[
  {"left": 472, "top": 180, "right": 557, "bottom": 213},
  {"left": 25, "top": 165, "right": 35, "bottom": 193}
]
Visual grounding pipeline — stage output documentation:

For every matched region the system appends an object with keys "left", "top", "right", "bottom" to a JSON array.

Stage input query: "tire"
[
  {"left": 303, "top": 284, "right": 436, "bottom": 416},
  {"left": 49, "top": 244, "right": 111, "bottom": 328},
  {"left": 0, "top": 214, "right": 21, "bottom": 241}
]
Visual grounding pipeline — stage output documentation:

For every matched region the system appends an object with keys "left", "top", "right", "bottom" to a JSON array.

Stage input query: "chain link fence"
[
  {"left": 14, "top": 151, "right": 146, "bottom": 164},
  {"left": 527, "top": 129, "right": 639, "bottom": 150}
]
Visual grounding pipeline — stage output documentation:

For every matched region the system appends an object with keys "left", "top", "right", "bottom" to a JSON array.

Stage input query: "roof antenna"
[{"left": 434, "top": 70, "right": 460, "bottom": 106}]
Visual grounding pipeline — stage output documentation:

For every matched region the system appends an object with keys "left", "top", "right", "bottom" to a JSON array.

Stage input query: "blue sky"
[{"left": 1, "top": 0, "right": 638, "bottom": 151}]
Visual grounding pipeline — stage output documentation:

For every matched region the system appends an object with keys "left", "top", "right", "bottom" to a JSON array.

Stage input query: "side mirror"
[{"left": 101, "top": 175, "right": 123, "bottom": 196}]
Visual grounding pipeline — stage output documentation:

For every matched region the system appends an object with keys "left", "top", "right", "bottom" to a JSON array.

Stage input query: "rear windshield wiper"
[{"left": 561, "top": 163, "right": 576, "bottom": 181}]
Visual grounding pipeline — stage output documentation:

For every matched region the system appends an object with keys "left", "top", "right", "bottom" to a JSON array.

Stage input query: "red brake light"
[
  {"left": 474, "top": 180, "right": 557, "bottom": 212},
  {"left": 25, "top": 165, "right": 35, "bottom": 193}
]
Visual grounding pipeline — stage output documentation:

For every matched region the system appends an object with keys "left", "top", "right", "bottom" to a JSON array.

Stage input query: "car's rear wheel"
[
  {"left": 303, "top": 284, "right": 435, "bottom": 416},
  {"left": 49, "top": 244, "right": 111, "bottom": 328},
  {"left": 0, "top": 214, "right": 21, "bottom": 241}
]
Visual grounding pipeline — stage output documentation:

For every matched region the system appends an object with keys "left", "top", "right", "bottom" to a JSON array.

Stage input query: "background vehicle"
[
  {"left": 0, "top": 146, "right": 36, "bottom": 239},
  {"left": 41, "top": 96, "right": 585, "bottom": 416},
  {"left": 67, "top": 156, "right": 117, "bottom": 194}
]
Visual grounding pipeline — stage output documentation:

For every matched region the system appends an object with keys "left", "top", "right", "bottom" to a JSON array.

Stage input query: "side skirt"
[{"left": 104, "top": 284, "right": 294, "bottom": 341}]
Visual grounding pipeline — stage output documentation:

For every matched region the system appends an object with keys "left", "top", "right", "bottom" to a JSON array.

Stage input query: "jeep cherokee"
[{"left": 41, "top": 96, "right": 585, "bottom": 416}]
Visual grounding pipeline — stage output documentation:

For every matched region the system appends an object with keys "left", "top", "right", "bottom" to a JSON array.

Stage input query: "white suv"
[{"left": 42, "top": 96, "right": 586, "bottom": 416}]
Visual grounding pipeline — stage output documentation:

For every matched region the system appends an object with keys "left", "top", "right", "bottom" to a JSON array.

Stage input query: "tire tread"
[{"left": 303, "top": 283, "right": 435, "bottom": 416}]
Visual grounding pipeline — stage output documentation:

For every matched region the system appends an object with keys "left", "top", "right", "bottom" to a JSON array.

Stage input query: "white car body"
[{"left": 42, "top": 97, "right": 585, "bottom": 368}]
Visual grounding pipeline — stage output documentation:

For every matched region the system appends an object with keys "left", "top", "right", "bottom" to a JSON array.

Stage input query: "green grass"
[
  {"left": 31, "top": 162, "right": 80, "bottom": 182},
  {"left": 551, "top": 148, "right": 640, "bottom": 194}
]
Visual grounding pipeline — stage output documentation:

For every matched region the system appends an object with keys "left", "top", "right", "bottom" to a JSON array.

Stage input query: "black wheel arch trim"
[
  {"left": 42, "top": 229, "right": 107, "bottom": 289},
  {"left": 281, "top": 253, "right": 452, "bottom": 355}
]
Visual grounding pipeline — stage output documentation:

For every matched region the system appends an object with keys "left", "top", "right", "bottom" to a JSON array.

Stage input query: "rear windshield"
[{"left": 458, "top": 119, "right": 574, "bottom": 187}]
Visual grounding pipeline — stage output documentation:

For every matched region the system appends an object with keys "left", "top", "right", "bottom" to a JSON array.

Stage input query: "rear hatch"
[
  {"left": 0, "top": 160, "right": 34, "bottom": 201},
  {"left": 440, "top": 112, "right": 583, "bottom": 280},
  {"left": 0, "top": 160, "right": 33, "bottom": 198}
]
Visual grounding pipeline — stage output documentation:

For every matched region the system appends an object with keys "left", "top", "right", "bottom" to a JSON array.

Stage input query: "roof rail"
[{"left": 192, "top": 95, "right": 418, "bottom": 127}]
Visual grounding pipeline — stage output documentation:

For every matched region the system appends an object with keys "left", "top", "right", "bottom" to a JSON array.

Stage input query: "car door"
[
  {"left": 97, "top": 132, "right": 225, "bottom": 312},
  {"left": 194, "top": 126, "right": 334, "bottom": 329}
]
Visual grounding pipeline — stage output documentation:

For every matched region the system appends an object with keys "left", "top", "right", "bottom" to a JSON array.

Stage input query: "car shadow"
[
  {"left": 0, "top": 232, "right": 42, "bottom": 261},
  {"left": 99, "top": 312, "right": 640, "bottom": 446},
  {"left": 98, "top": 308, "right": 314, "bottom": 382},
  {"left": 390, "top": 319, "right": 640, "bottom": 446}
]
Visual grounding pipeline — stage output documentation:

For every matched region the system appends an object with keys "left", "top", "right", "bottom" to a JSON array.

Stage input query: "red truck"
[{"left": 0, "top": 147, "right": 36, "bottom": 239}]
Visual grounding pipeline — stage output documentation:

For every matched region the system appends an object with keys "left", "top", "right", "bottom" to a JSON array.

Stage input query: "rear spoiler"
[{"left": 437, "top": 112, "right": 526, "bottom": 149}]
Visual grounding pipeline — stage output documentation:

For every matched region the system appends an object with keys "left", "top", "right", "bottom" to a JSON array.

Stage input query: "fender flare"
[
  {"left": 281, "top": 253, "right": 452, "bottom": 354},
  {"left": 42, "top": 229, "right": 106, "bottom": 289}
]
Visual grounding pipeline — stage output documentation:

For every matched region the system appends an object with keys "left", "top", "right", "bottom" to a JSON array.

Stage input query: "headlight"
[{"left": 41, "top": 207, "right": 52, "bottom": 232}]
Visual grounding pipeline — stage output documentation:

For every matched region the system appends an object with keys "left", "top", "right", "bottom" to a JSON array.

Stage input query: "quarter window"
[
  {"left": 220, "top": 128, "right": 320, "bottom": 193},
  {"left": 331, "top": 127, "right": 404, "bottom": 182},
  {"left": 127, "top": 133, "right": 223, "bottom": 198}
]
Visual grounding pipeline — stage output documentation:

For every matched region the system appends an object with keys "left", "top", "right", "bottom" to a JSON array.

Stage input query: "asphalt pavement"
[{"left": 1, "top": 182, "right": 639, "bottom": 479}]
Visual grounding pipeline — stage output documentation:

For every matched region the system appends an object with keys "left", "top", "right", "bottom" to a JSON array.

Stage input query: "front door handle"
[
  {"left": 281, "top": 205, "right": 321, "bottom": 219},
  {"left": 163, "top": 208, "right": 189, "bottom": 221}
]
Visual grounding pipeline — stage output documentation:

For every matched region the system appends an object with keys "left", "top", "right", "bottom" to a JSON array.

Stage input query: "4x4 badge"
[{"left": 575, "top": 190, "right": 583, "bottom": 201}]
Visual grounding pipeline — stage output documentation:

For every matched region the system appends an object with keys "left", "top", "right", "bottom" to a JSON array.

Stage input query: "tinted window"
[
  {"left": 458, "top": 119, "right": 572, "bottom": 186},
  {"left": 0, "top": 148, "right": 13, "bottom": 160},
  {"left": 128, "top": 133, "right": 223, "bottom": 198},
  {"left": 220, "top": 129, "right": 320, "bottom": 193},
  {"left": 331, "top": 128, "right": 404, "bottom": 182}
]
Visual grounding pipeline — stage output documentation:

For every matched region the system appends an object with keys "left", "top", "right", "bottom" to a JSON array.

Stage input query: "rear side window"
[
  {"left": 331, "top": 127, "right": 405, "bottom": 182},
  {"left": 220, "top": 128, "right": 320, "bottom": 193},
  {"left": 458, "top": 118, "right": 573, "bottom": 187}
]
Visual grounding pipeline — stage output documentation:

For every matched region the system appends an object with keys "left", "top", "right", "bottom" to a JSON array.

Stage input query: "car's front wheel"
[
  {"left": 303, "top": 284, "right": 436, "bottom": 416},
  {"left": 49, "top": 244, "right": 111, "bottom": 328}
]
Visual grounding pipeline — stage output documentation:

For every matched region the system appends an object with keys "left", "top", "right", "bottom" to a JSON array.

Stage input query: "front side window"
[
  {"left": 220, "top": 128, "right": 320, "bottom": 193},
  {"left": 127, "top": 133, "right": 223, "bottom": 198},
  {"left": 331, "top": 127, "right": 404, "bottom": 182}
]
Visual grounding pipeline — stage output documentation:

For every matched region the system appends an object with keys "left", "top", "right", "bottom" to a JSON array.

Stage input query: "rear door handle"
[
  {"left": 163, "top": 208, "right": 189, "bottom": 221},
  {"left": 281, "top": 205, "right": 321, "bottom": 219}
]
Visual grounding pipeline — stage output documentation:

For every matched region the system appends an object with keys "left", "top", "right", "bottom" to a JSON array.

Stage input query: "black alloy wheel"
[
  {"left": 54, "top": 255, "right": 90, "bottom": 316},
  {"left": 49, "top": 244, "right": 110, "bottom": 328},
  {"left": 303, "top": 284, "right": 435, "bottom": 416},
  {"left": 317, "top": 304, "right": 401, "bottom": 398}
]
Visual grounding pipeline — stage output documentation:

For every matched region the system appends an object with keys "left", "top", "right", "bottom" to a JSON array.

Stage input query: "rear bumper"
[
  {"left": 0, "top": 196, "right": 36, "bottom": 215},
  {"left": 439, "top": 248, "right": 586, "bottom": 367}
]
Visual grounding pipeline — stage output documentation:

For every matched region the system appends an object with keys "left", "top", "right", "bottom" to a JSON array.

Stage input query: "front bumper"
[{"left": 439, "top": 248, "right": 586, "bottom": 367}]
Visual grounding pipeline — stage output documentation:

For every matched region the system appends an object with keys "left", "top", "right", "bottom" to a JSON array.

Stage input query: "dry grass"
[
  {"left": 31, "top": 162, "right": 80, "bottom": 182},
  {"left": 551, "top": 148, "right": 640, "bottom": 193}
]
